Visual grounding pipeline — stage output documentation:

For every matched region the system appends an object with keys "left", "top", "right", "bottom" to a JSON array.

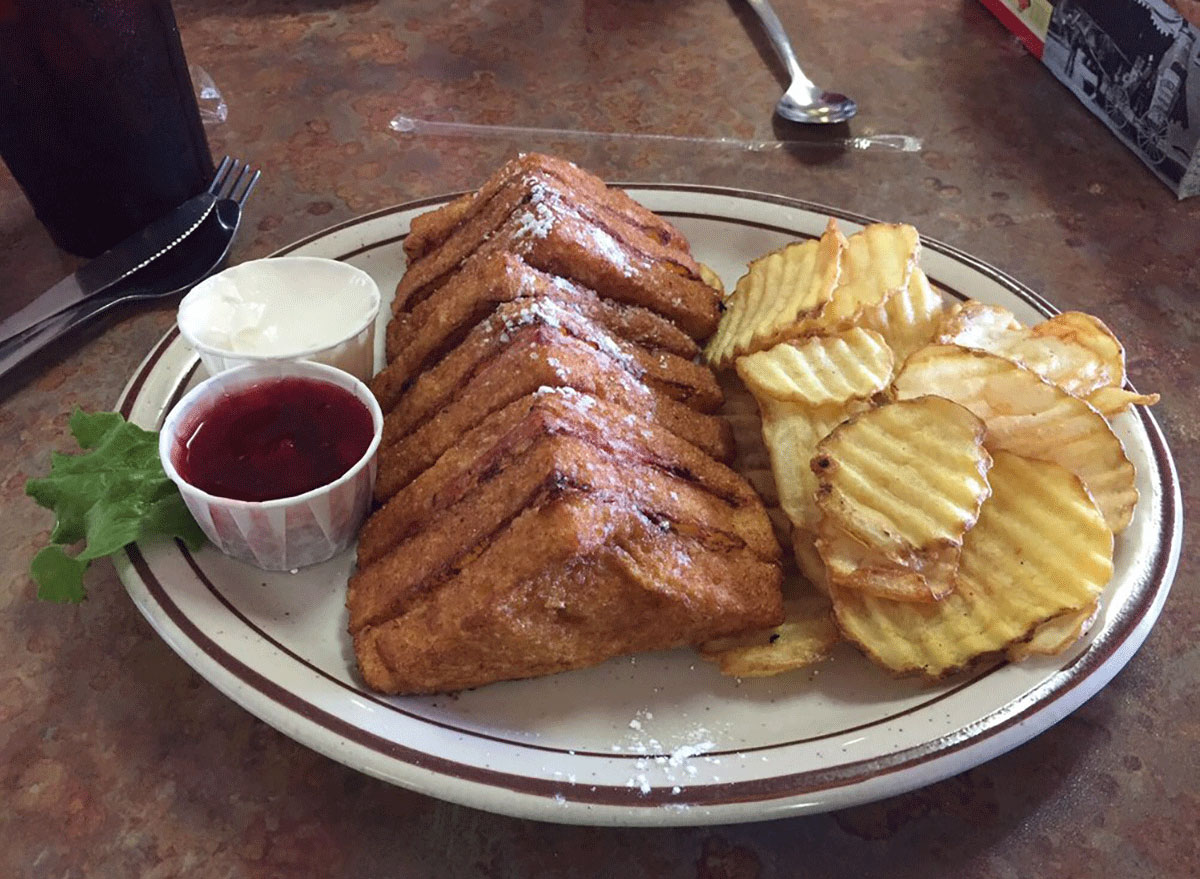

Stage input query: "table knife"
[{"left": 0, "top": 192, "right": 215, "bottom": 346}]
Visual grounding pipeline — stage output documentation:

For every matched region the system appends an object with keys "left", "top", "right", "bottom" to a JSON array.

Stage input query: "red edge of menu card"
[{"left": 978, "top": 0, "right": 1046, "bottom": 59}]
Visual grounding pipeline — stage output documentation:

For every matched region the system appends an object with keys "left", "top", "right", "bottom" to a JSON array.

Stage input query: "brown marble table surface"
[{"left": 2, "top": 1, "right": 1197, "bottom": 876}]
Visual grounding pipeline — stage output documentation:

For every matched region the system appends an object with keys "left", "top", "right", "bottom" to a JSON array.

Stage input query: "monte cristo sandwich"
[{"left": 350, "top": 153, "right": 784, "bottom": 695}]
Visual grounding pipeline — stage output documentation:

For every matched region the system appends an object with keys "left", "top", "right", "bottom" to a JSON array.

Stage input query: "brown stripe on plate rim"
[
  {"left": 126, "top": 401, "right": 1179, "bottom": 809},
  {"left": 118, "top": 327, "right": 181, "bottom": 419},
  {"left": 269, "top": 192, "right": 468, "bottom": 260},
  {"left": 261, "top": 184, "right": 1041, "bottom": 308},
  {"left": 178, "top": 540, "right": 1004, "bottom": 758},
  {"left": 134, "top": 190, "right": 1003, "bottom": 756},
  {"left": 115, "top": 186, "right": 1180, "bottom": 810}
]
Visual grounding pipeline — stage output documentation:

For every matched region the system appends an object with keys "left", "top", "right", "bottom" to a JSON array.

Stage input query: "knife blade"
[
  {"left": 0, "top": 192, "right": 216, "bottom": 345},
  {"left": 0, "top": 195, "right": 246, "bottom": 386}
]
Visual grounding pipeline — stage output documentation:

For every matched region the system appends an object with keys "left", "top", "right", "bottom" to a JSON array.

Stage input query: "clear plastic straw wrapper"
[
  {"left": 191, "top": 65, "right": 228, "bottom": 126},
  {"left": 390, "top": 114, "right": 922, "bottom": 154}
]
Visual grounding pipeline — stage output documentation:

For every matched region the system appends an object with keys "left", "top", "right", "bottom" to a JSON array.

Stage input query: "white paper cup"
[
  {"left": 159, "top": 360, "right": 383, "bottom": 571},
  {"left": 177, "top": 257, "right": 381, "bottom": 383}
]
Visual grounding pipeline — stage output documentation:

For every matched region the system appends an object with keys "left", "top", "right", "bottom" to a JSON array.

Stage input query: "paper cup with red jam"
[{"left": 159, "top": 360, "right": 383, "bottom": 571}]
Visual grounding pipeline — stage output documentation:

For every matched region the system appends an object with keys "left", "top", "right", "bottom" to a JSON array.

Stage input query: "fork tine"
[
  {"left": 216, "top": 159, "right": 242, "bottom": 200},
  {"left": 208, "top": 156, "right": 234, "bottom": 195},
  {"left": 233, "top": 168, "right": 262, "bottom": 205},
  {"left": 224, "top": 163, "right": 253, "bottom": 202}
]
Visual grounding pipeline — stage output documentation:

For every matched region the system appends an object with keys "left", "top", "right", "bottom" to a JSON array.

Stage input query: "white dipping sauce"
[{"left": 178, "top": 257, "right": 381, "bottom": 381}]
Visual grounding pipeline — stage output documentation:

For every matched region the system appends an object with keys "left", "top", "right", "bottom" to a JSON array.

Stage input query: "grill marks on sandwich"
[
  {"left": 352, "top": 495, "right": 783, "bottom": 695},
  {"left": 379, "top": 296, "right": 722, "bottom": 445},
  {"left": 373, "top": 330, "right": 734, "bottom": 502},
  {"left": 358, "top": 391, "right": 773, "bottom": 570},
  {"left": 404, "top": 153, "right": 692, "bottom": 266},
  {"left": 349, "top": 411, "right": 778, "bottom": 635},
  {"left": 350, "top": 154, "right": 785, "bottom": 694},
  {"left": 385, "top": 254, "right": 701, "bottom": 365},
  {"left": 391, "top": 170, "right": 720, "bottom": 338},
  {"left": 374, "top": 252, "right": 700, "bottom": 412}
]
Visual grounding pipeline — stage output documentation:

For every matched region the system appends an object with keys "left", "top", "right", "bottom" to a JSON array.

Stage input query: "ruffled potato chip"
[
  {"left": 816, "top": 519, "right": 953, "bottom": 603},
  {"left": 1007, "top": 601, "right": 1100, "bottom": 662},
  {"left": 817, "top": 222, "right": 920, "bottom": 331},
  {"left": 1087, "top": 385, "right": 1160, "bottom": 417},
  {"left": 812, "top": 396, "right": 993, "bottom": 602},
  {"left": 735, "top": 328, "right": 893, "bottom": 407},
  {"left": 832, "top": 452, "right": 1114, "bottom": 678},
  {"left": 704, "top": 221, "right": 842, "bottom": 368},
  {"left": 936, "top": 301, "right": 1020, "bottom": 346},
  {"left": 699, "top": 589, "right": 839, "bottom": 677},
  {"left": 937, "top": 302, "right": 1140, "bottom": 402},
  {"left": 697, "top": 262, "right": 725, "bottom": 298},
  {"left": 857, "top": 267, "right": 945, "bottom": 375},
  {"left": 893, "top": 345, "right": 1138, "bottom": 533},
  {"left": 758, "top": 397, "right": 869, "bottom": 532}
]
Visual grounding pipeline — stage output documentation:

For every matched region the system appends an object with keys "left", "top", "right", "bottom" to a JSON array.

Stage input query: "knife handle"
[
  {"left": 0, "top": 275, "right": 90, "bottom": 345},
  {"left": 0, "top": 292, "right": 128, "bottom": 383},
  {"left": 0, "top": 192, "right": 216, "bottom": 348}
]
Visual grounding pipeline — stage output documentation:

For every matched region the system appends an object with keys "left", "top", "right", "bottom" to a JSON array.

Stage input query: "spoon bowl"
[
  {"left": 777, "top": 86, "right": 858, "bottom": 125},
  {"left": 744, "top": 0, "right": 858, "bottom": 125}
]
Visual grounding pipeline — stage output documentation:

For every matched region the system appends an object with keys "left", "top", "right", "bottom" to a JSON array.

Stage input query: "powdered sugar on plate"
[{"left": 607, "top": 709, "right": 730, "bottom": 797}]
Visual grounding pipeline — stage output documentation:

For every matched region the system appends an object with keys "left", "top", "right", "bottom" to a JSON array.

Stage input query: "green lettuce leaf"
[
  {"left": 30, "top": 546, "right": 88, "bottom": 603},
  {"left": 26, "top": 409, "right": 206, "bottom": 602}
]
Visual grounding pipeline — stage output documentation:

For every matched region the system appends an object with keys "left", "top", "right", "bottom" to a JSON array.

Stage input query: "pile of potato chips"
[{"left": 699, "top": 219, "right": 1158, "bottom": 680}]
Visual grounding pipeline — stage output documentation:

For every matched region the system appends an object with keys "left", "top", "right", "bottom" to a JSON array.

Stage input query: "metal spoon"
[{"left": 744, "top": 0, "right": 857, "bottom": 124}]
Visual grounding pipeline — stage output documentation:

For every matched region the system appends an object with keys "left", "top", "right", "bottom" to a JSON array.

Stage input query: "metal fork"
[
  {"left": 0, "top": 155, "right": 260, "bottom": 351},
  {"left": 0, "top": 157, "right": 261, "bottom": 383},
  {"left": 208, "top": 155, "right": 262, "bottom": 205}
]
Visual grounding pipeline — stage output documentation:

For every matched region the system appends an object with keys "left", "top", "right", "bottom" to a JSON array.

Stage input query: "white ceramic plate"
[{"left": 115, "top": 186, "right": 1182, "bottom": 827}]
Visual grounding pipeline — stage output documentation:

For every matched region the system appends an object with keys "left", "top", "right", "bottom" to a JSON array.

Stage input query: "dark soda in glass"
[{"left": 0, "top": 0, "right": 214, "bottom": 256}]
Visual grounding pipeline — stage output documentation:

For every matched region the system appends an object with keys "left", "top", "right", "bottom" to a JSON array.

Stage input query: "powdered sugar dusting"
[
  {"left": 531, "top": 385, "right": 598, "bottom": 412},
  {"left": 500, "top": 298, "right": 567, "bottom": 333},
  {"left": 583, "top": 321, "right": 630, "bottom": 363},
  {"left": 526, "top": 177, "right": 551, "bottom": 205},
  {"left": 493, "top": 297, "right": 635, "bottom": 370},
  {"left": 512, "top": 201, "right": 557, "bottom": 240},
  {"left": 613, "top": 711, "right": 729, "bottom": 798},
  {"left": 586, "top": 225, "right": 636, "bottom": 277},
  {"left": 668, "top": 741, "right": 716, "bottom": 765}
]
